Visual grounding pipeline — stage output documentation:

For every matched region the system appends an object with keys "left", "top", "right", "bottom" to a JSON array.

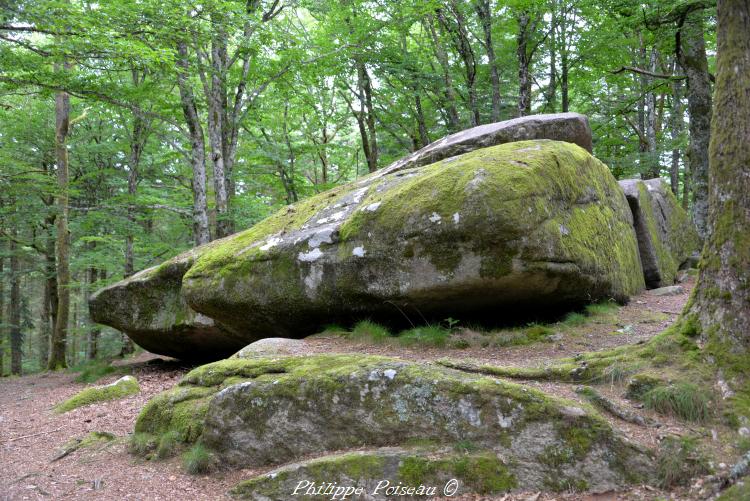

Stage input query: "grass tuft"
[
  {"left": 561, "top": 312, "right": 587, "bottom": 327},
  {"left": 350, "top": 320, "right": 392, "bottom": 343},
  {"left": 397, "top": 326, "right": 451, "bottom": 347},
  {"left": 643, "top": 383, "right": 712, "bottom": 422},
  {"left": 183, "top": 443, "right": 214, "bottom": 474},
  {"left": 129, "top": 432, "right": 156, "bottom": 456},
  {"left": 156, "top": 431, "right": 180, "bottom": 459},
  {"left": 656, "top": 436, "right": 710, "bottom": 487}
]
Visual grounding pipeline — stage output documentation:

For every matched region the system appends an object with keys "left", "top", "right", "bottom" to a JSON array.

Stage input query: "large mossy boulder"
[
  {"left": 91, "top": 139, "right": 644, "bottom": 359},
  {"left": 134, "top": 354, "right": 653, "bottom": 495},
  {"left": 618, "top": 178, "right": 700, "bottom": 288}
]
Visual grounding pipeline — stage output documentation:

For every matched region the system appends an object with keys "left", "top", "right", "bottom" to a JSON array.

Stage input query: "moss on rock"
[
  {"left": 91, "top": 139, "right": 644, "bottom": 360},
  {"left": 135, "top": 354, "right": 653, "bottom": 495},
  {"left": 55, "top": 375, "right": 140, "bottom": 413}
]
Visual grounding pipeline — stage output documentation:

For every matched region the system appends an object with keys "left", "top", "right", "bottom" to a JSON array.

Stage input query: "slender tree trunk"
[
  {"left": 0, "top": 239, "right": 4, "bottom": 376},
  {"left": 207, "top": 25, "right": 231, "bottom": 239},
  {"left": 426, "top": 15, "right": 460, "bottom": 131},
  {"left": 176, "top": 41, "right": 211, "bottom": 246},
  {"left": 547, "top": 1, "right": 558, "bottom": 113},
  {"left": 687, "top": 0, "right": 750, "bottom": 371},
  {"left": 9, "top": 226, "right": 22, "bottom": 375},
  {"left": 87, "top": 267, "right": 100, "bottom": 360},
  {"left": 679, "top": 9, "right": 712, "bottom": 239},
  {"left": 517, "top": 11, "right": 533, "bottom": 117},
  {"left": 414, "top": 93, "right": 430, "bottom": 148},
  {"left": 475, "top": 0, "right": 502, "bottom": 121},
  {"left": 439, "top": 2, "right": 480, "bottom": 126},
  {"left": 48, "top": 73, "right": 71, "bottom": 370},
  {"left": 645, "top": 48, "right": 660, "bottom": 178},
  {"left": 670, "top": 75, "right": 684, "bottom": 195},
  {"left": 356, "top": 61, "right": 378, "bottom": 172}
]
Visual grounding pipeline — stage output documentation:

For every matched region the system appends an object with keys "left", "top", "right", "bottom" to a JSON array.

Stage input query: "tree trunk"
[
  {"left": 176, "top": 41, "right": 211, "bottom": 246},
  {"left": 517, "top": 11, "right": 533, "bottom": 117},
  {"left": 688, "top": 0, "right": 750, "bottom": 376},
  {"left": 670, "top": 75, "right": 684, "bottom": 195},
  {"left": 425, "top": 15, "right": 460, "bottom": 132},
  {"left": 48, "top": 77, "right": 70, "bottom": 371},
  {"left": 547, "top": 1, "right": 558, "bottom": 113},
  {"left": 439, "top": 2, "right": 480, "bottom": 126},
  {"left": 0, "top": 239, "right": 4, "bottom": 376},
  {"left": 356, "top": 61, "right": 378, "bottom": 173},
  {"left": 207, "top": 27, "right": 231, "bottom": 239},
  {"left": 87, "top": 267, "right": 100, "bottom": 360},
  {"left": 475, "top": 0, "right": 501, "bottom": 121},
  {"left": 414, "top": 93, "right": 430, "bottom": 148},
  {"left": 679, "top": 9, "right": 712, "bottom": 240},
  {"left": 644, "top": 48, "right": 660, "bottom": 178},
  {"left": 9, "top": 226, "right": 22, "bottom": 375}
]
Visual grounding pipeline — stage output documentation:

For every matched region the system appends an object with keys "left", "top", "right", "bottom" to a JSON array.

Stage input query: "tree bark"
[
  {"left": 475, "top": 0, "right": 501, "bottom": 121},
  {"left": 176, "top": 41, "right": 211, "bottom": 246},
  {"left": 644, "top": 48, "right": 660, "bottom": 178},
  {"left": 356, "top": 61, "right": 378, "bottom": 173},
  {"left": 0, "top": 238, "right": 4, "bottom": 376},
  {"left": 678, "top": 9, "right": 712, "bottom": 240},
  {"left": 517, "top": 12, "right": 533, "bottom": 117},
  {"left": 439, "top": 2, "right": 480, "bottom": 126},
  {"left": 425, "top": 14, "right": 460, "bottom": 132},
  {"left": 688, "top": 0, "right": 750, "bottom": 364},
  {"left": 87, "top": 267, "right": 100, "bottom": 360},
  {"left": 48, "top": 73, "right": 70, "bottom": 371},
  {"left": 9, "top": 224, "right": 22, "bottom": 375},
  {"left": 670, "top": 75, "right": 684, "bottom": 195}
]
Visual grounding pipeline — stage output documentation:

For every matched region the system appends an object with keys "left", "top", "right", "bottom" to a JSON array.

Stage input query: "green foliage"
[
  {"left": 349, "top": 320, "right": 392, "bottom": 343},
  {"left": 561, "top": 312, "right": 587, "bottom": 328},
  {"left": 182, "top": 444, "right": 214, "bottom": 475},
  {"left": 655, "top": 436, "right": 710, "bottom": 488},
  {"left": 156, "top": 431, "right": 181, "bottom": 459},
  {"left": 396, "top": 326, "right": 451, "bottom": 348},
  {"left": 643, "top": 383, "right": 712, "bottom": 423}
]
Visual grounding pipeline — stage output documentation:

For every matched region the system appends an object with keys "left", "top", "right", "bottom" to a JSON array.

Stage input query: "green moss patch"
[{"left": 55, "top": 376, "right": 140, "bottom": 413}]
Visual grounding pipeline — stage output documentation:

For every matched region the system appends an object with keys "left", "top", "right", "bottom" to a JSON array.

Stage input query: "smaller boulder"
[
  {"left": 619, "top": 178, "right": 700, "bottom": 288},
  {"left": 55, "top": 375, "right": 140, "bottom": 413},
  {"left": 231, "top": 338, "right": 306, "bottom": 359}
]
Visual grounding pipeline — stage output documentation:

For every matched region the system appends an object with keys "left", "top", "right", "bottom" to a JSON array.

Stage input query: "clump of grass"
[
  {"left": 643, "top": 382, "right": 712, "bottom": 422},
  {"left": 656, "top": 436, "right": 710, "bottom": 487},
  {"left": 183, "top": 443, "right": 214, "bottom": 474},
  {"left": 129, "top": 432, "right": 156, "bottom": 456},
  {"left": 453, "top": 440, "right": 479, "bottom": 453},
  {"left": 561, "top": 312, "right": 587, "bottom": 327},
  {"left": 584, "top": 300, "right": 620, "bottom": 316},
  {"left": 156, "top": 431, "right": 181, "bottom": 459},
  {"left": 350, "top": 320, "right": 392, "bottom": 343},
  {"left": 737, "top": 436, "right": 750, "bottom": 455},
  {"left": 397, "top": 326, "right": 450, "bottom": 348},
  {"left": 595, "top": 360, "right": 643, "bottom": 386}
]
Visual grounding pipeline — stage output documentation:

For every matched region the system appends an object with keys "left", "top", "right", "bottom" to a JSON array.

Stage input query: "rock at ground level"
[
  {"left": 133, "top": 354, "right": 653, "bottom": 496},
  {"left": 618, "top": 178, "right": 700, "bottom": 288},
  {"left": 92, "top": 139, "right": 644, "bottom": 359},
  {"left": 650, "top": 285, "right": 685, "bottom": 296},
  {"left": 230, "top": 338, "right": 306, "bottom": 359}
]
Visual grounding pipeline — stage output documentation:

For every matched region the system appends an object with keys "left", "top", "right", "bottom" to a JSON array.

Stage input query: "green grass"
[
  {"left": 156, "top": 431, "right": 180, "bottom": 459},
  {"left": 584, "top": 300, "right": 620, "bottom": 316},
  {"left": 396, "top": 326, "right": 451, "bottom": 347},
  {"left": 349, "top": 320, "right": 392, "bottom": 343},
  {"left": 129, "top": 432, "right": 156, "bottom": 456},
  {"left": 182, "top": 444, "right": 213, "bottom": 474},
  {"left": 643, "top": 382, "right": 712, "bottom": 422},
  {"left": 655, "top": 436, "right": 710, "bottom": 488},
  {"left": 561, "top": 312, "right": 587, "bottom": 327}
]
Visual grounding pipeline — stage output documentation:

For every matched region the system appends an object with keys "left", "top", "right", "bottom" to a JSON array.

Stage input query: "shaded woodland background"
[{"left": 0, "top": 0, "right": 716, "bottom": 374}]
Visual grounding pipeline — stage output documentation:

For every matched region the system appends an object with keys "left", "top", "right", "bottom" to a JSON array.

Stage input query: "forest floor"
[{"left": 0, "top": 276, "right": 735, "bottom": 500}]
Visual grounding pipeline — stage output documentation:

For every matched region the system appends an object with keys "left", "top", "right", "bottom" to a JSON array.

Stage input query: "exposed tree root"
[{"left": 575, "top": 385, "right": 659, "bottom": 427}]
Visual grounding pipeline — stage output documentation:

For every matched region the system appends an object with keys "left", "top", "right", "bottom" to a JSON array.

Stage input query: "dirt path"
[{"left": 0, "top": 281, "right": 701, "bottom": 500}]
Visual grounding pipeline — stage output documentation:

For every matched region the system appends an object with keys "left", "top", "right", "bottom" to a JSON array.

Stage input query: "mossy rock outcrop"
[
  {"left": 619, "top": 178, "right": 700, "bottom": 288},
  {"left": 134, "top": 355, "right": 652, "bottom": 495},
  {"left": 92, "top": 137, "right": 644, "bottom": 359}
]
